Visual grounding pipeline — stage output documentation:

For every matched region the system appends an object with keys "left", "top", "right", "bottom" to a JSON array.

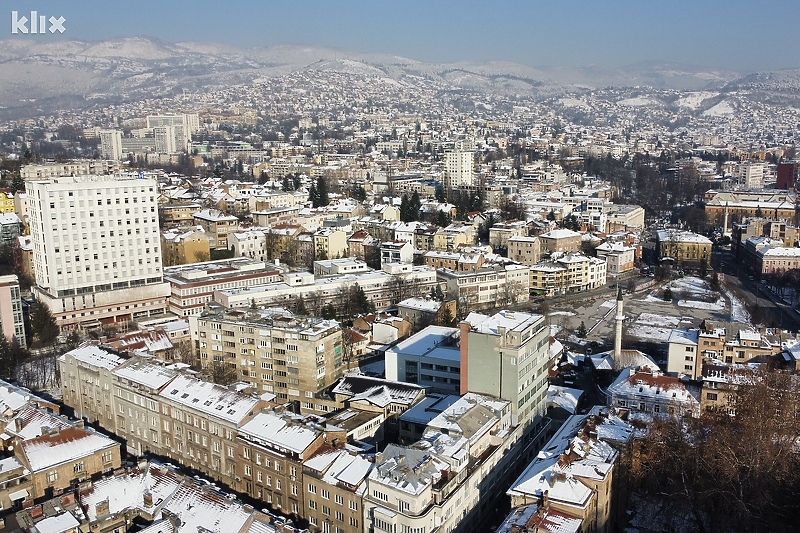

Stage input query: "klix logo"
[{"left": 11, "top": 10, "right": 65, "bottom": 34}]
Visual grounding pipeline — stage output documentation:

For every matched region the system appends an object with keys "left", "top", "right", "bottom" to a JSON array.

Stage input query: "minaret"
[
  {"left": 722, "top": 201, "right": 729, "bottom": 237},
  {"left": 614, "top": 287, "right": 624, "bottom": 360}
]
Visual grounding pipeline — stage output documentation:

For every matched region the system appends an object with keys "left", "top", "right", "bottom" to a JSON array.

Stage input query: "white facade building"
[
  {"left": 28, "top": 174, "right": 170, "bottom": 328},
  {"left": 99, "top": 130, "right": 123, "bottom": 160},
  {"left": 444, "top": 149, "right": 474, "bottom": 189}
]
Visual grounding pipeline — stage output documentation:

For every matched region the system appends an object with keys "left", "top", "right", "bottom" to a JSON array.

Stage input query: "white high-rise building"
[
  {"left": 444, "top": 147, "right": 474, "bottom": 189},
  {"left": 28, "top": 174, "right": 170, "bottom": 328},
  {"left": 737, "top": 161, "right": 766, "bottom": 189},
  {"left": 146, "top": 113, "right": 199, "bottom": 152},
  {"left": 99, "top": 130, "right": 123, "bottom": 160},
  {"left": 153, "top": 126, "right": 177, "bottom": 154}
]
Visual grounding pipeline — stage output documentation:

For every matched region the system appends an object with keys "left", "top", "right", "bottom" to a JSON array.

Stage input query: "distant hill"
[{"left": 0, "top": 36, "right": 796, "bottom": 119}]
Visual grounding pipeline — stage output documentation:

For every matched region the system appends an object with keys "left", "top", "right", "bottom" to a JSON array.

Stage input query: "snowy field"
[
  {"left": 548, "top": 311, "right": 577, "bottom": 317},
  {"left": 626, "top": 313, "right": 686, "bottom": 342},
  {"left": 669, "top": 277, "right": 717, "bottom": 300}
]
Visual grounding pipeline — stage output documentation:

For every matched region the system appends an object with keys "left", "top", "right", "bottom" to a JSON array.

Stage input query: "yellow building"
[
  {"left": 161, "top": 228, "right": 211, "bottom": 266},
  {"left": 0, "top": 190, "right": 15, "bottom": 214}
]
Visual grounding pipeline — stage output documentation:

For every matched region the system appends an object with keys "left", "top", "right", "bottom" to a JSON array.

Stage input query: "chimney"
[
  {"left": 614, "top": 288, "right": 624, "bottom": 361},
  {"left": 14, "top": 417, "right": 21, "bottom": 432},
  {"left": 143, "top": 490, "right": 153, "bottom": 507},
  {"left": 543, "top": 489, "right": 550, "bottom": 508},
  {"left": 95, "top": 498, "right": 110, "bottom": 517}
]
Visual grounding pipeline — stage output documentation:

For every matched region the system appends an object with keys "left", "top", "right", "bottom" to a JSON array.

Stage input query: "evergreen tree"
[
  {"left": 307, "top": 183, "right": 317, "bottom": 205},
  {"left": 663, "top": 286, "right": 673, "bottom": 302},
  {"left": 282, "top": 175, "right": 291, "bottom": 191},
  {"left": 315, "top": 177, "right": 329, "bottom": 207},
  {"left": 294, "top": 297, "right": 308, "bottom": 316},
  {"left": 322, "top": 303, "right": 337, "bottom": 320},
  {"left": 577, "top": 321, "right": 588, "bottom": 338},
  {"left": 29, "top": 301, "right": 58, "bottom": 346},
  {"left": 10, "top": 175, "right": 24, "bottom": 195}
]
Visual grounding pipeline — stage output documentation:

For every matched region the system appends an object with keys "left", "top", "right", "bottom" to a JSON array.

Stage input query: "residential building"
[
  {"left": 20, "top": 160, "right": 119, "bottom": 180},
  {"left": 666, "top": 329, "right": 700, "bottom": 379},
  {"left": 595, "top": 241, "right": 636, "bottom": 276},
  {"left": 507, "top": 235, "right": 541, "bottom": 266},
  {"left": 363, "top": 394, "right": 529, "bottom": 533},
  {"left": 607, "top": 366, "right": 701, "bottom": 418},
  {"left": 396, "top": 297, "right": 457, "bottom": 330},
  {"left": 776, "top": 161, "right": 799, "bottom": 190},
  {"left": 529, "top": 253, "right": 607, "bottom": 297},
  {"left": 59, "top": 344, "right": 127, "bottom": 427},
  {"left": 444, "top": 148, "right": 474, "bottom": 189},
  {"left": 506, "top": 409, "right": 634, "bottom": 533},
  {"left": 0, "top": 212, "right": 21, "bottom": 247},
  {"left": 161, "top": 227, "right": 211, "bottom": 266},
  {"left": 386, "top": 325, "right": 461, "bottom": 394},
  {"left": 18, "top": 425, "right": 121, "bottom": 499},
  {"left": 193, "top": 209, "right": 240, "bottom": 249},
  {"left": 433, "top": 223, "right": 476, "bottom": 252},
  {"left": 438, "top": 264, "right": 530, "bottom": 310},
  {"left": 489, "top": 221, "right": 529, "bottom": 250},
  {"left": 302, "top": 449, "right": 372, "bottom": 533},
  {"left": 313, "top": 228, "right": 348, "bottom": 260},
  {"left": 736, "top": 161, "right": 766, "bottom": 189},
  {"left": 459, "top": 310, "right": 550, "bottom": 429},
  {"left": 158, "top": 202, "right": 202, "bottom": 225},
  {"left": 28, "top": 174, "right": 170, "bottom": 328},
  {"left": 194, "top": 307, "right": 344, "bottom": 402},
  {"left": 538, "top": 228, "right": 581, "bottom": 255},
  {"left": 605, "top": 204, "right": 645, "bottom": 233},
  {"left": 380, "top": 240, "right": 413, "bottom": 266},
  {"left": 99, "top": 130, "right": 123, "bottom": 160},
  {"left": 0, "top": 275, "right": 26, "bottom": 348}
]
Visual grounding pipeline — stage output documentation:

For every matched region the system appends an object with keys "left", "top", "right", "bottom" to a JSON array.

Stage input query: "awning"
[{"left": 9, "top": 488, "right": 28, "bottom": 500}]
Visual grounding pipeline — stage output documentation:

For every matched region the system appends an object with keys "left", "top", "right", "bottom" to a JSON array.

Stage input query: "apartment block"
[
  {"left": 460, "top": 310, "right": 550, "bottom": 429},
  {"left": 507, "top": 235, "right": 541, "bottom": 266},
  {"left": 0, "top": 275, "right": 26, "bottom": 348},
  {"left": 195, "top": 308, "right": 344, "bottom": 403},
  {"left": 193, "top": 208, "right": 240, "bottom": 249},
  {"left": 438, "top": 264, "right": 530, "bottom": 310}
]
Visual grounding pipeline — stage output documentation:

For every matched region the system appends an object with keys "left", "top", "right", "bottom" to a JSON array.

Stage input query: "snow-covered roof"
[
  {"left": 497, "top": 504, "right": 582, "bottom": 533},
  {"left": 20, "top": 426, "right": 118, "bottom": 472},
  {"left": 161, "top": 483, "right": 251, "bottom": 533},
  {"left": 114, "top": 359, "right": 177, "bottom": 391},
  {"left": 667, "top": 329, "right": 699, "bottom": 346},
  {"left": 64, "top": 344, "right": 126, "bottom": 370},
  {"left": 33, "top": 512, "right": 81, "bottom": 533},
  {"left": 547, "top": 386, "right": 584, "bottom": 414},
  {"left": 332, "top": 375, "right": 423, "bottom": 408},
  {"left": 467, "top": 309, "right": 544, "bottom": 336},
  {"left": 238, "top": 411, "right": 321, "bottom": 455},
  {"left": 159, "top": 375, "right": 261, "bottom": 424}
]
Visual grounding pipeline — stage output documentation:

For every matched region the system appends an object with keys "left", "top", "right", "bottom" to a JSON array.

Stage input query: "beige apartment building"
[
  {"left": 193, "top": 208, "right": 240, "bottom": 249},
  {"left": 507, "top": 235, "right": 542, "bottom": 266},
  {"left": 195, "top": 308, "right": 345, "bottom": 404}
]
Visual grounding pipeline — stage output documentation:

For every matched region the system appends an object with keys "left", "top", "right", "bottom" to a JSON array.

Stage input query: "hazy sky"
[{"left": 7, "top": 0, "right": 800, "bottom": 71}]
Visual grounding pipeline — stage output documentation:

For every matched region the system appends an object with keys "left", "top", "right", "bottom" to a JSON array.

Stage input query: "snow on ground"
[
  {"left": 600, "top": 299, "right": 617, "bottom": 308},
  {"left": 640, "top": 293, "right": 667, "bottom": 303},
  {"left": 702, "top": 100, "right": 735, "bottom": 117},
  {"left": 676, "top": 91, "right": 719, "bottom": 110},
  {"left": 626, "top": 313, "right": 683, "bottom": 342},
  {"left": 723, "top": 287, "right": 750, "bottom": 323},
  {"left": 669, "top": 277, "right": 717, "bottom": 300},
  {"left": 548, "top": 311, "right": 577, "bottom": 317},
  {"left": 677, "top": 298, "right": 724, "bottom": 311}
]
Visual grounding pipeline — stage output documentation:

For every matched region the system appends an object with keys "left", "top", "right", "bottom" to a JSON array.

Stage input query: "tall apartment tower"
[
  {"left": 737, "top": 161, "right": 766, "bottom": 189},
  {"left": 146, "top": 113, "right": 199, "bottom": 152},
  {"left": 0, "top": 275, "right": 26, "bottom": 348},
  {"left": 153, "top": 126, "right": 177, "bottom": 154},
  {"left": 459, "top": 310, "right": 550, "bottom": 429},
  {"left": 444, "top": 147, "right": 475, "bottom": 189},
  {"left": 99, "top": 130, "right": 123, "bottom": 160},
  {"left": 28, "top": 174, "right": 170, "bottom": 329}
]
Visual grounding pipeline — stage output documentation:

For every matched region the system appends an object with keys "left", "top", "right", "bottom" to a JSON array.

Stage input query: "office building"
[{"left": 99, "top": 130, "right": 123, "bottom": 160}]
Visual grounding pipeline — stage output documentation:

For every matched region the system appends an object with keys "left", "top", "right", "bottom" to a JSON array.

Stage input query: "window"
[
  {"left": 308, "top": 483, "right": 317, "bottom": 494},
  {"left": 706, "top": 392, "right": 718, "bottom": 401},
  {"left": 309, "top": 500, "right": 317, "bottom": 510},
  {"left": 335, "top": 494, "right": 343, "bottom": 505},
  {"left": 73, "top": 462, "right": 85, "bottom": 473},
  {"left": 321, "top": 489, "right": 330, "bottom": 500},
  {"left": 47, "top": 471, "right": 58, "bottom": 483},
  {"left": 349, "top": 500, "right": 358, "bottom": 511}
]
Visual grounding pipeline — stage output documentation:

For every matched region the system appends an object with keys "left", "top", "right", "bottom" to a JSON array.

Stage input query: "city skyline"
[{"left": 5, "top": 0, "right": 800, "bottom": 72}]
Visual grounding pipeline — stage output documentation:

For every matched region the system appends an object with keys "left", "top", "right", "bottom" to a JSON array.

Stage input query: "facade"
[
  {"left": 59, "top": 345, "right": 126, "bottom": 427},
  {"left": 776, "top": 161, "right": 799, "bottom": 190},
  {"left": 195, "top": 308, "right": 344, "bottom": 403},
  {"left": 444, "top": 148, "right": 474, "bottom": 189},
  {"left": 163, "top": 257, "right": 282, "bottom": 317},
  {"left": 595, "top": 241, "right": 636, "bottom": 276},
  {"left": 507, "top": 235, "right": 542, "bottom": 266},
  {"left": 607, "top": 366, "right": 701, "bottom": 418},
  {"left": 460, "top": 310, "right": 550, "bottom": 429},
  {"left": 538, "top": 228, "right": 582, "bottom": 255},
  {"left": 99, "top": 130, "right": 123, "bottom": 160},
  {"left": 216, "top": 265, "right": 438, "bottom": 315},
  {"left": 666, "top": 329, "right": 700, "bottom": 379},
  {"left": 655, "top": 229, "right": 713, "bottom": 270},
  {"left": 20, "top": 160, "right": 119, "bottom": 180},
  {"left": 28, "top": 174, "right": 170, "bottom": 328},
  {"left": 193, "top": 209, "right": 240, "bottom": 249},
  {"left": 439, "top": 264, "right": 530, "bottom": 310},
  {"left": 161, "top": 227, "right": 211, "bottom": 266},
  {"left": 529, "top": 253, "right": 607, "bottom": 297},
  {"left": 385, "top": 325, "right": 461, "bottom": 394},
  {"left": 0, "top": 275, "right": 26, "bottom": 348},
  {"left": 605, "top": 204, "right": 645, "bottom": 232},
  {"left": 158, "top": 202, "right": 202, "bottom": 225}
]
